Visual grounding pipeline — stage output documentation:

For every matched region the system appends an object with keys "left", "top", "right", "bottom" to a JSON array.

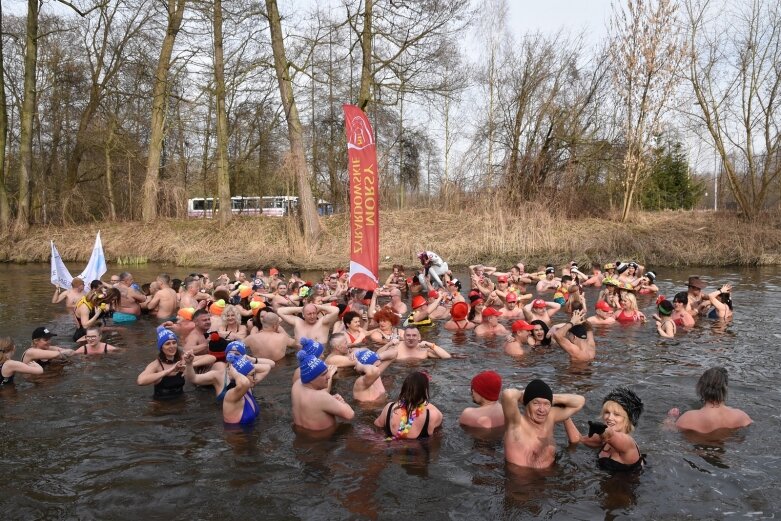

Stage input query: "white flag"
[
  {"left": 75, "top": 231, "right": 107, "bottom": 285},
  {"left": 50, "top": 240, "right": 74, "bottom": 289}
]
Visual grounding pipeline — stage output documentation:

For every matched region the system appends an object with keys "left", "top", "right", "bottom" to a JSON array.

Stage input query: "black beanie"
[
  {"left": 603, "top": 387, "right": 644, "bottom": 426},
  {"left": 523, "top": 379, "right": 553, "bottom": 405}
]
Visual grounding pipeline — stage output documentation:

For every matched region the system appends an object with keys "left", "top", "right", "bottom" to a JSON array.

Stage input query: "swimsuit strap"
[{"left": 384, "top": 402, "right": 395, "bottom": 438}]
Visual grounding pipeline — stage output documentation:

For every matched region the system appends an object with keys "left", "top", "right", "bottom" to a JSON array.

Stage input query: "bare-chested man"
[
  {"left": 352, "top": 348, "right": 397, "bottom": 402},
  {"left": 269, "top": 282, "right": 301, "bottom": 310},
  {"left": 501, "top": 379, "right": 584, "bottom": 468},
  {"left": 112, "top": 272, "right": 146, "bottom": 323},
  {"left": 523, "top": 299, "right": 561, "bottom": 326},
  {"left": 499, "top": 293, "right": 524, "bottom": 318},
  {"left": 278, "top": 303, "right": 340, "bottom": 344},
  {"left": 145, "top": 274, "right": 178, "bottom": 320},
  {"left": 535, "top": 267, "right": 561, "bottom": 293},
  {"left": 395, "top": 326, "right": 451, "bottom": 361},
  {"left": 666, "top": 367, "right": 752, "bottom": 433},
  {"left": 244, "top": 312, "right": 298, "bottom": 361},
  {"left": 475, "top": 307, "right": 509, "bottom": 337},
  {"left": 459, "top": 370, "right": 505, "bottom": 429},
  {"left": 552, "top": 310, "right": 596, "bottom": 362},
  {"left": 291, "top": 352, "right": 354, "bottom": 431},
  {"left": 52, "top": 278, "right": 85, "bottom": 311},
  {"left": 179, "top": 277, "right": 205, "bottom": 310}
]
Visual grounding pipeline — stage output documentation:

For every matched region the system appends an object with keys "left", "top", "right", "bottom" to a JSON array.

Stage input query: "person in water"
[
  {"left": 504, "top": 320, "right": 534, "bottom": 357},
  {"left": 352, "top": 348, "right": 398, "bottom": 402},
  {"left": 1, "top": 338, "right": 43, "bottom": 385},
  {"left": 291, "top": 351, "right": 353, "bottom": 431},
  {"left": 458, "top": 370, "right": 504, "bottom": 429},
  {"left": 375, "top": 371, "right": 443, "bottom": 440},
  {"left": 565, "top": 387, "right": 645, "bottom": 471},
  {"left": 221, "top": 353, "right": 269, "bottom": 425},
  {"left": 501, "top": 379, "right": 585, "bottom": 468},
  {"left": 137, "top": 327, "right": 212, "bottom": 399},
  {"left": 552, "top": 310, "right": 595, "bottom": 362},
  {"left": 73, "top": 327, "right": 119, "bottom": 354},
  {"left": 184, "top": 341, "right": 274, "bottom": 402},
  {"left": 23, "top": 327, "right": 76, "bottom": 366},
  {"left": 653, "top": 299, "right": 677, "bottom": 338},
  {"left": 700, "top": 283, "right": 733, "bottom": 320},
  {"left": 666, "top": 367, "right": 752, "bottom": 433},
  {"left": 52, "top": 277, "right": 85, "bottom": 311}
]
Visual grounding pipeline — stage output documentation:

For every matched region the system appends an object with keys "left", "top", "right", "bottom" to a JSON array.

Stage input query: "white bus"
[{"left": 187, "top": 196, "right": 333, "bottom": 218}]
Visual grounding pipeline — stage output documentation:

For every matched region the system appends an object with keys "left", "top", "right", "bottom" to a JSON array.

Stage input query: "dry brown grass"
[{"left": 3, "top": 208, "right": 780, "bottom": 269}]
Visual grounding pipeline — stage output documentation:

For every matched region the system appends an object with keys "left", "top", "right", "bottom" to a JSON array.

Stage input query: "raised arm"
[
  {"left": 317, "top": 304, "right": 340, "bottom": 326},
  {"left": 550, "top": 393, "right": 586, "bottom": 422},
  {"left": 422, "top": 340, "right": 451, "bottom": 359},
  {"left": 277, "top": 306, "right": 303, "bottom": 326},
  {"left": 52, "top": 288, "right": 68, "bottom": 304},
  {"left": 500, "top": 388, "right": 524, "bottom": 426}
]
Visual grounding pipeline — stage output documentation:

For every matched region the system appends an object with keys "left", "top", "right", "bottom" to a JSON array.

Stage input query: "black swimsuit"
[
  {"left": 153, "top": 360, "right": 185, "bottom": 399},
  {"left": 0, "top": 363, "right": 13, "bottom": 386},
  {"left": 383, "top": 402, "right": 431, "bottom": 439},
  {"left": 597, "top": 443, "right": 645, "bottom": 471}
]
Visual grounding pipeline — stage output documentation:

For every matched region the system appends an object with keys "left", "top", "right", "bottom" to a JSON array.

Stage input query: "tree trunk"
[
  {"left": 213, "top": 0, "right": 231, "bottom": 225},
  {"left": 141, "top": 0, "right": 186, "bottom": 223},
  {"left": 0, "top": 3, "right": 10, "bottom": 229},
  {"left": 357, "top": 0, "right": 372, "bottom": 110},
  {"left": 14, "top": 0, "right": 39, "bottom": 235},
  {"left": 265, "top": 0, "right": 321, "bottom": 243},
  {"left": 105, "top": 119, "right": 117, "bottom": 220}
]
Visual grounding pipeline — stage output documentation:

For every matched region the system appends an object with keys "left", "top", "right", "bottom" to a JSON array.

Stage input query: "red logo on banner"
[{"left": 343, "top": 104, "right": 379, "bottom": 291}]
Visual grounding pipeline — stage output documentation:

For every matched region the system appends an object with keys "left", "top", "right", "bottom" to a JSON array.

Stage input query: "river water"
[{"left": 1, "top": 263, "right": 778, "bottom": 520}]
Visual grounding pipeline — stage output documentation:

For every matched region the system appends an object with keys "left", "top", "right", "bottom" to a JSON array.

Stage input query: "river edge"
[{"left": 2, "top": 208, "right": 780, "bottom": 269}]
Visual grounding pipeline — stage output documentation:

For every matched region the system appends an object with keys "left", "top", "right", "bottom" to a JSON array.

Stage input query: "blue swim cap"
[
  {"left": 230, "top": 355, "right": 254, "bottom": 376},
  {"left": 297, "top": 351, "right": 327, "bottom": 384},
  {"left": 300, "top": 337, "right": 324, "bottom": 358},
  {"left": 156, "top": 326, "right": 178, "bottom": 350},
  {"left": 355, "top": 349, "right": 379, "bottom": 366},
  {"left": 226, "top": 341, "right": 247, "bottom": 357}
]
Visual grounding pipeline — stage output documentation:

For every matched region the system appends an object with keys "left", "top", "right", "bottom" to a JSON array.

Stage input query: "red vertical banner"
[{"left": 343, "top": 104, "right": 379, "bottom": 291}]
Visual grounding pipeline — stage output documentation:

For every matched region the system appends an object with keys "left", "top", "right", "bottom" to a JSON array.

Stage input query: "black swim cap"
[
  {"left": 603, "top": 387, "right": 644, "bottom": 426},
  {"left": 523, "top": 379, "right": 553, "bottom": 405},
  {"left": 570, "top": 324, "right": 588, "bottom": 339}
]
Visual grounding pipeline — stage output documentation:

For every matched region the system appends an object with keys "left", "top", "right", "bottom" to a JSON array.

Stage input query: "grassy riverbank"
[{"left": 3, "top": 207, "right": 781, "bottom": 269}]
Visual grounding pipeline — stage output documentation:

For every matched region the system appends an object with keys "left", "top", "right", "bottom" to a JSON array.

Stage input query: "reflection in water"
[
  {"left": 600, "top": 470, "right": 642, "bottom": 517},
  {"left": 503, "top": 463, "right": 559, "bottom": 517}
]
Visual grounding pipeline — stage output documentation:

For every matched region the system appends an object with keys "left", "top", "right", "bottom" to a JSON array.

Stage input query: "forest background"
[{"left": 1, "top": 0, "right": 780, "bottom": 267}]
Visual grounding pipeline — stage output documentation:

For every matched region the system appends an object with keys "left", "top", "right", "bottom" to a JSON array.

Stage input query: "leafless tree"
[{"left": 685, "top": 0, "right": 781, "bottom": 218}]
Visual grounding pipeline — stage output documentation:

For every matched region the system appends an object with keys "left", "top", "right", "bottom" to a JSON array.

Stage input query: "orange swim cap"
[
  {"left": 209, "top": 299, "right": 226, "bottom": 315},
  {"left": 177, "top": 307, "right": 195, "bottom": 321}
]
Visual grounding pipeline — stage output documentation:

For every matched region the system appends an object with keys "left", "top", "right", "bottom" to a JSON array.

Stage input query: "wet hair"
[
  {"left": 673, "top": 292, "right": 689, "bottom": 306},
  {"left": 697, "top": 367, "right": 729, "bottom": 404},
  {"left": 343, "top": 311, "right": 361, "bottom": 327},
  {"left": 718, "top": 292, "right": 733, "bottom": 310},
  {"left": 397, "top": 371, "right": 430, "bottom": 411},
  {"left": 0, "top": 337, "right": 15, "bottom": 363},
  {"left": 374, "top": 307, "right": 400, "bottom": 326},
  {"left": 530, "top": 320, "right": 551, "bottom": 346}
]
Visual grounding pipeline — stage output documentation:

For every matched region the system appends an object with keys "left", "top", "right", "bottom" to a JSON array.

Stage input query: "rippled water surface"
[{"left": 1, "top": 263, "right": 779, "bottom": 520}]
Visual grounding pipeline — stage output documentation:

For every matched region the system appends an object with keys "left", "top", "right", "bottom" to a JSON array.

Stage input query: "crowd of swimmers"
[{"left": 1, "top": 253, "right": 752, "bottom": 471}]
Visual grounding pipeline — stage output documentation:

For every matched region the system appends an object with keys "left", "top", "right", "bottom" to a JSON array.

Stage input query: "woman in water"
[
  {"left": 368, "top": 307, "right": 402, "bottom": 344},
  {"left": 375, "top": 371, "right": 443, "bottom": 440},
  {"left": 73, "top": 327, "right": 119, "bottom": 354},
  {"left": 222, "top": 354, "right": 269, "bottom": 425},
  {"left": 701, "top": 283, "right": 733, "bottom": 320},
  {"left": 597, "top": 278, "right": 621, "bottom": 310},
  {"left": 0, "top": 338, "right": 43, "bottom": 385},
  {"left": 137, "top": 327, "right": 213, "bottom": 399},
  {"left": 219, "top": 304, "right": 248, "bottom": 340},
  {"left": 342, "top": 310, "right": 369, "bottom": 346},
  {"left": 653, "top": 300, "right": 677, "bottom": 338},
  {"left": 529, "top": 320, "right": 552, "bottom": 347},
  {"left": 671, "top": 292, "right": 695, "bottom": 327},
  {"left": 565, "top": 387, "right": 645, "bottom": 471},
  {"left": 614, "top": 291, "right": 645, "bottom": 323}
]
